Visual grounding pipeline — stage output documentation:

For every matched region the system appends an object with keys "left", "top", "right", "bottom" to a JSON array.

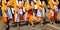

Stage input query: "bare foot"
[
  {"left": 40, "top": 24, "right": 44, "bottom": 27},
  {"left": 50, "top": 22, "right": 53, "bottom": 25},
  {"left": 17, "top": 25, "right": 20, "bottom": 29}
]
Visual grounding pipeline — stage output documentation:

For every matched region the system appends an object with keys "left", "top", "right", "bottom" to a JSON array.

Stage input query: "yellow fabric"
[
  {"left": 7, "top": 0, "right": 14, "bottom": 6},
  {"left": 2, "top": 0, "right": 7, "bottom": 11},
  {"left": 31, "top": 2, "right": 34, "bottom": 10},
  {"left": 37, "top": 16, "right": 43, "bottom": 21},
  {"left": 48, "top": 0, "right": 54, "bottom": 10},
  {"left": 56, "top": 0, "right": 59, "bottom": 6},
  {"left": 28, "top": 12, "right": 34, "bottom": 22},
  {"left": 17, "top": 1, "right": 23, "bottom": 8},
  {"left": 2, "top": 0, "right": 7, "bottom": 22},
  {"left": 24, "top": 1, "right": 31, "bottom": 11},
  {"left": 2, "top": 11, "right": 7, "bottom": 22},
  {"left": 36, "top": 0, "right": 42, "bottom": 10},
  {"left": 43, "top": 1, "right": 46, "bottom": 8},
  {"left": 14, "top": 0, "right": 18, "bottom": 13}
]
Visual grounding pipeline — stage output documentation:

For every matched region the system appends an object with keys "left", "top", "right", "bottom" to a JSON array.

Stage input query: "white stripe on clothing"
[
  {"left": 24, "top": 12, "right": 28, "bottom": 21},
  {"left": 37, "top": 10, "right": 43, "bottom": 17}
]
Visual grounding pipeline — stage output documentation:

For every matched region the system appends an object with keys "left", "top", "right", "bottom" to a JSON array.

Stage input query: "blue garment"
[
  {"left": 0, "top": 2, "right": 1, "bottom": 6},
  {"left": 0, "top": 10, "right": 2, "bottom": 16}
]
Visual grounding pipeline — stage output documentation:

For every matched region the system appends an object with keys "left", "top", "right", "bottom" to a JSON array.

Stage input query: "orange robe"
[
  {"left": 24, "top": 0, "right": 34, "bottom": 22},
  {"left": 2, "top": 0, "right": 7, "bottom": 22},
  {"left": 28, "top": 2, "right": 34, "bottom": 22}
]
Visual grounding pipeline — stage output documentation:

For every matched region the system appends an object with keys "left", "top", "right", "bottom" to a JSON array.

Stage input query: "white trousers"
[
  {"left": 24, "top": 12, "right": 28, "bottom": 21},
  {"left": 15, "top": 13, "right": 20, "bottom": 22},
  {"left": 18, "top": 8, "right": 23, "bottom": 14},
  {"left": 37, "top": 8, "right": 45, "bottom": 18},
  {"left": 7, "top": 7, "right": 12, "bottom": 19}
]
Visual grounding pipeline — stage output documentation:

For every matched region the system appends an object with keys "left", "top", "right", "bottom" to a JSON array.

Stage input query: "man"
[
  {"left": 41, "top": 0, "right": 46, "bottom": 24},
  {"left": 36, "top": 0, "right": 46, "bottom": 26},
  {"left": 48, "top": 0, "right": 59, "bottom": 25},
  {"left": 28, "top": 0, "right": 35, "bottom": 27},
  {"left": 2, "top": 0, "right": 9, "bottom": 30},
  {"left": 17, "top": 0, "right": 24, "bottom": 21},
  {"left": 7, "top": 0, "right": 14, "bottom": 27},
  {"left": 14, "top": 0, "right": 20, "bottom": 28},
  {"left": 54, "top": 0, "right": 59, "bottom": 24},
  {"left": 24, "top": 0, "right": 35, "bottom": 27}
]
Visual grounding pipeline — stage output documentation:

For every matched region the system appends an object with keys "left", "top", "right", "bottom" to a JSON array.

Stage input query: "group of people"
[{"left": 1, "top": 0, "right": 59, "bottom": 30}]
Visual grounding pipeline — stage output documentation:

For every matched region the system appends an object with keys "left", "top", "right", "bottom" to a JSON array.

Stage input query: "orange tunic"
[
  {"left": 28, "top": 1, "right": 34, "bottom": 22},
  {"left": 2, "top": 0, "right": 7, "bottom": 22},
  {"left": 24, "top": 0, "right": 34, "bottom": 22},
  {"left": 28, "top": 11, "right": 34, "bottom": 22}
]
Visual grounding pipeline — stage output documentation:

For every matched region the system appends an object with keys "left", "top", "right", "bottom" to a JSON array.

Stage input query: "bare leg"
[
  {"left": 17, "top": 22, "right": 20, "bottom": 29},
  {"left": 40, "top": 20, "right": 44, "bottom": 27},
  {"left": 31, "top": 22, "right": 35, "bottom": 27}
]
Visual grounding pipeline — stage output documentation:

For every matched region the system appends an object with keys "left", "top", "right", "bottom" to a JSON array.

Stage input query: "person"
[
  {"left": 36, "top": 0, "right": 46, "bottom": 26},
  {"left": 33, "top": 0, "right": 38, "bottom": 19},
  {"left": 28, "top": 0, "right": 35, "bottom": 27},
  {"left": 24, "top": 0, "right": 35, "bottom": 27},
  {"left": 53, "top": 0, "right": 59, "bottom": 24},
  {"left": 40, "top": 0, "right": 46, "bottom": 24},
  {"left": 24, "top": 0, "right": 30, "bottom": 22},
  {"left": 14, "top": 0, "right": 20, "bottom": 28},
  {"left": 2, "top": 0, "right": 9, "bottom": 30},
  {"left": 48, "top": 0, "right": 59, "bottom": 25},
  {"left": 7, "top": 0, "right": 14, "bottom": 27},
  {"left": 17, "top": 0, "right": 24, "bottom": 21}
]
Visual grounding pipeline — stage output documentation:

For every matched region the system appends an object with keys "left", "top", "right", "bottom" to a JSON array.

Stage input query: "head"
[{"left": 18, "top": 0, "right": 22, "bottom": 1}]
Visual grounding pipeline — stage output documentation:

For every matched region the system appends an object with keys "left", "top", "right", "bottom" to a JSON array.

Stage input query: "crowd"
[{"left": 1, "top": 0, "right": 59, "bottom": 30}]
